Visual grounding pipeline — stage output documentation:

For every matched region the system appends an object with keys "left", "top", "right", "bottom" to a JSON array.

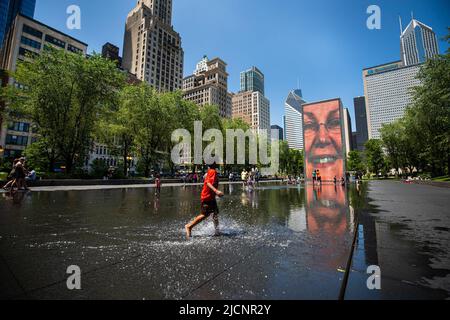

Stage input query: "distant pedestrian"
[
  {"left": 312, "top": 170, "right": 317, "bottom": 185},
  {"left": 155, "top": 174, "right": 161, "bottom": 195}
]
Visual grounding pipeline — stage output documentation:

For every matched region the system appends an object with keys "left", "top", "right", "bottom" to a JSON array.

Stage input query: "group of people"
[
  {"left": 241, "top": 168, "right": 258, "bottom": 189},
  {"left": 2, "top": 157, "right": 35, "bottom": 192},
  {"left": 312, "top": 169, "right": 322, "bottom": 186}
]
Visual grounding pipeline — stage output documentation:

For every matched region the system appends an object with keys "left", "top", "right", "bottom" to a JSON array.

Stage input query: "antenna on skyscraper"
[
  {"left": 297, "top": 78, "right": 300, "bottom": 90},
  {"left": 399, "top": 16, "right": 403, "bottom": 34},
  {"left": 411, "top": 11, "right": 414, "bottom": 21}
]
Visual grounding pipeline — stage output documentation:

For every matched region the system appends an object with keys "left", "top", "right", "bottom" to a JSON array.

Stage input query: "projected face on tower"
[{"left": 303, "top": 99, "right": 345, "bottom": 181}]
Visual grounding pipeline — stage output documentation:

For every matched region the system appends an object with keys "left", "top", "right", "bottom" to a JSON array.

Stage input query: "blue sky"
[{"left": 35, "top": 0, "right": 450, "bottom": 129}]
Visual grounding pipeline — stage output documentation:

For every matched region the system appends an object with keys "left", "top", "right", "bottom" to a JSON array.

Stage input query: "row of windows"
[
  {"left": 18, "top": 46, "right": 38, "bottom": 58},
  {"left": 45, "top": 34, "right": 65, "bottom": 48},
  {"left": 7, "top": 121, "right": 30, "bottom": 133},
  {"left": 21, "top": 36, "right": 41, "bottom": 50},
  {"left": 6, "top": 135, "right": 28, "bottom": 146},
  {"left": 22, "top": 24, "right": 43, "bottom": 39}
]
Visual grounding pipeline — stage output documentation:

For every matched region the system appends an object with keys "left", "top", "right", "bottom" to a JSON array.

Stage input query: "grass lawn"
[{"left": 432, "top": 175, "right": 450, "bottom": 182}]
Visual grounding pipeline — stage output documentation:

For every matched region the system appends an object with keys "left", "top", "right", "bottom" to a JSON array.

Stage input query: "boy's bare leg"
[
  {"left": 213, "top": 213, "right": 219, "bottom": 235},
  {"left": 185, "top": 214, "right": 207, "bottom": 239}
]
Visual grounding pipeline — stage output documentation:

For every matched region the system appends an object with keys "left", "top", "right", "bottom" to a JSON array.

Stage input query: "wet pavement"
[{"left": 0, "top": 181, "right": 449, "bottom": 300}]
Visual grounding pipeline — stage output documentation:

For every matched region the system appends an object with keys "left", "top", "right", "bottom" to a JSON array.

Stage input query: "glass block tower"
[{"left": 0, "top": 0, "right": 36, "bottom": 48}]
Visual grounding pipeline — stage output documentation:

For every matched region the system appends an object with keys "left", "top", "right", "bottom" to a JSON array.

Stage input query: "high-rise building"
[
  {"left": 343, "top": 108, "right": 353, "bottom": 156},
  {"left": 0, "top": 13, "right": 87, "bottom": 159},
  {"left": 271, "top": 125, "right": 283, "bottom": 141},
  {"left": 400, "top": 17, "right": 439, "bottom": 66},
  {"left": 354, "top": 96, "right": 368, "bottom": 151},
  {"left": 284, "top": 89, "right": 306, "bottom": 150},
  {"left": 363, "top": 61, "right": 422, "bottom": 139},
  {"left": 122, "top": 0, "right": 184, "bottom": 92},
  {"left": 0, "top": 0, "right": 35, "bottom": 48},
  {"left": 231, "top": 90, "right": 270, "bottom": 133},
  {"left": 232, "top": 66, "right": 270, "bottom": 132},
  {"left": 183, "top": 56, "right": 232, "bottom": 118},
  {"left": 240, "top": 66, "right": 264, "bottom": 95},
  {"left": 102, "top": 42, "right": 122, "bottom": 66}
]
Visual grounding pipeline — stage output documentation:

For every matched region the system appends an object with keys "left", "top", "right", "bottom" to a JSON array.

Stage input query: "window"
[
  {"left": 6, "top": 135, "right": 28, "bottom": 146},
  {"left": 18, "top": 47, "right": 38, "bottom": 58},
  {"left": 21, "top": 36, "right": 41, "bottom": 49},
  {"left": 45, "top": 34, "right": 65, "bottom": 48},
  {"left": 67, "top": 44, "right": 82, "bottom": 54},
  {"left": 22, "top": 24, "right": 43, "bottom": 39},
  {"left": 7, "top": 121, "right": 30, "bottom": 132}
]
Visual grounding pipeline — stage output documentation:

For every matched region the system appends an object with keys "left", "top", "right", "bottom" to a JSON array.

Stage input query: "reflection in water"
[{"left": 305, "top": 185, "right": 353, "bottom": 236}]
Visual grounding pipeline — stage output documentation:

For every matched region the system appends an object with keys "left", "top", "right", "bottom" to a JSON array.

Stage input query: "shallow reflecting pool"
[{"left": 1, "top": 182, "right": 445, "bottom": 299}]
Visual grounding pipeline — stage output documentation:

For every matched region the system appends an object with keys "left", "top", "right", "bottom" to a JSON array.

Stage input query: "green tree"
[
  {"left": 364, "top": 139, "right": 385, "bottom": 176},
  {"left": 3, "top": 49, "right": 125, "bottom": 174},
  {"left": 405, "top": 43, "right": 450, "bottom": 176},
  {"left": 347, "top": 150, "right": 365, "bottom": 172}
]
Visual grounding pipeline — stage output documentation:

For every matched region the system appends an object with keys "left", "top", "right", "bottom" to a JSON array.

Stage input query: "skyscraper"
[
  {"left": 400, "top": 17, "right": 439, "bottom": 66},
  {"left": 284, "top": 89, "right": 306, "bottom": 150},
  {"left": 0, "top": 0, "right": 35, "bottom": 48},
  {"left": 122, "top": 0, "right": 184, "bottom": 92},
  {"left": 232, "top": 66, "right": 270, "bottom": 132},
  {"left": 363, "top": 61, "right": 421, "bottom": 139},
  {"left": 343, "top": 108, "right": 353, "bottom": 156},
  {"left": 183, "top": 56, "right": 232, "bottom": 118},
  {"left": 354, "top": 96, "right": 368, "bottom": 151},
  {"left": 271, "top": 125, "right": 283, "bottom": 141},
  {"left": 240, "top": 66, "right": 265, "bottom": 95}
]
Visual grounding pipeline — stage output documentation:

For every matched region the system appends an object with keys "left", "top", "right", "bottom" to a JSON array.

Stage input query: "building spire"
[
  {"left": 399, "top": 15, "right": 403, "bottom": 34},
  {"left": 411, "top": 11, "right": 414, "bottom": 21}
]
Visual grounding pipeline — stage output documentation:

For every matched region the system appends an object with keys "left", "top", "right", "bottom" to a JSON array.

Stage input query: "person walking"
[
  {"left": 185, "top": 163, "right": 224, "bottom": 239},
  {"left": 312, "top": 169, "right": 317, "bottom": 185}
]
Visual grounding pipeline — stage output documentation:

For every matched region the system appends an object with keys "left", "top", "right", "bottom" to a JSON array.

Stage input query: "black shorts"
[{"left": 201, "top": 200, "right": 219, "bottom": 217}]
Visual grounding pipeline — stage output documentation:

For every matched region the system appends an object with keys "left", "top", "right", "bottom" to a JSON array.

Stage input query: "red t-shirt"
[{"left": 201, "top": 169, "right": 218, "bottom": 202}]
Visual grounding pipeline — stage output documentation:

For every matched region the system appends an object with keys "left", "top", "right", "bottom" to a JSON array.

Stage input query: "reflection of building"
[
  {"left": 183, "top": 56, "right": 232, "bottom": 118},
  {"left": 232, "top": 67, "right": 270, "bottom": 132},
  {"left": 284, "top": 89, "right": 306, "bottom": 150},
  {"left": 363, "top": 61, "right": 421, "bottom": 139},
  {"left": 271, "top": 125, "right": 283, "bottom": 141},
  {"left": 354, "top": 96, "right": 368, "bottom": 151},
  {"left": 240, "top": 66, "right": 264, "bottom": 95},
  {"left": 0, "top": 14, "right": 87, "bottom": 159},
  {"left": 0, "top": 0, "right": 35, "bottom": 48},
  {"left": 122, "top": 0, "right": 184, "bottom": 92},
  {"left": 400, "top": 18, "right": 439, "bottom": 66}
]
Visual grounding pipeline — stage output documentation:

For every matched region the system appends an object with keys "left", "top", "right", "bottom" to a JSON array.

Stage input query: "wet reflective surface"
[{"left": 0, "top": 181, "right": 448, "bottom": 299}]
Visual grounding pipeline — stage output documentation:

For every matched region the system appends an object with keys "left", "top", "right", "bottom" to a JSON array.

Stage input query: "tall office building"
[
  {"left": 240, "top": 66, "right": 264, "bottom": 95},
  {"left": 183, "top": 56, "right": 232, "bottom": 118},
  {"left": 400, "top": 17, "right": 439, "bottom": 66},
  {"left": 284, "top": 89, "right": 306, "bottom": 150},
  {"left": 354, "top": 96, "right": 368, "bottom": 151},
  {"left": 0, "top": 13, "right": 87, "bottom": 159},
  {"left": 343, "top": 108, "right": 353, "bottom": 156},
  {"left": 231, "top": 90, "right": 270, "bottom": 133},
  {"left": 102, "top": 42, "right": 122, "bottom": 66},
  {"left": 363, "top": 61, "right": 421, "bottom": 139},
  {"left": 0, "top": 0, "right": 35, "bottom": 48},
  {"left": 232, "top": 66, "right": 270, "bottom": 132},
  {"left": 271, "top": 125, "right": 283, "bottom": 141},
  {"left": 122, "top": 0, "right": 184, "bottom": 92}
]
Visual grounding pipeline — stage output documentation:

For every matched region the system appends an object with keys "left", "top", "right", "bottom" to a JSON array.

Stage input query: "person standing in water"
[
  {"left": 185, "top": 163, "right": 224, "bottom": 239},
  {"left": 155, "top": 174, "right": 161, "bottom": 195}
]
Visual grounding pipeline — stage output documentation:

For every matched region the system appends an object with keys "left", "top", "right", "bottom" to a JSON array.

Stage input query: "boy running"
[{"left": 185, "top": 163, "right": 224, "bottom": 239}]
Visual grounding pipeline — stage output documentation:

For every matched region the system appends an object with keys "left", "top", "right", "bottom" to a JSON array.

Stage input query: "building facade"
[
  {"left": 0, "top": 13, "right": 88, "bottom": 160},
  {"left": 0, "top": 0, "right": 35, "bottom": 48},
  {"left": 343, "top": 108, "right": 353, "bottom": 156},
  {"left": 240, "top": 66, "right": 264, "bottom": 95},
  {"left": 122, "top": 0, "right": 183, "bottom": 92},
  {"left": 182, "top": 56, "right": 232, "bottom": 118},
  {"left": 271, "top": 125, "right": 283, "bottom": 141},
  {"left": 354, "top": 96, "right": 368, "bottom": 151},
  {"left": 400, "top": 18, "right": 439, "bottom": 66},
  {"left": 284, "top": 89, "right": 306, "bottom": 150},
  {"left": 231, "top": 90, "right": 270, "bottom": 133},
  {"left": 363, "top": 61, "right": 422, "bottom": 140}
]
